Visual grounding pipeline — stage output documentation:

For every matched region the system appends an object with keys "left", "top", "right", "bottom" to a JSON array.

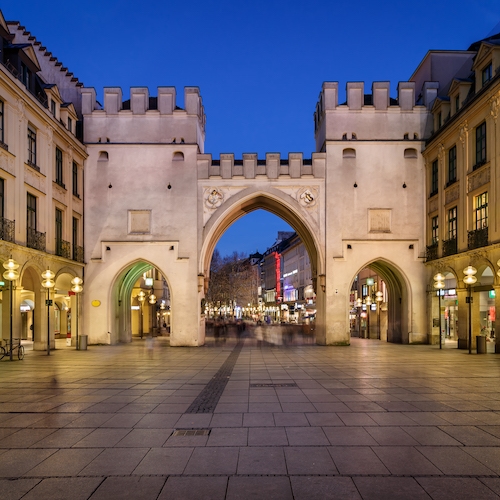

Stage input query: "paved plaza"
[{"left": 1, "top": 336, "right": 500, "bottom": 499}]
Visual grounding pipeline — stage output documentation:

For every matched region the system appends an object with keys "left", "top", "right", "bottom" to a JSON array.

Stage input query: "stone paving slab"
[{"left": 2, "top": 338, "right": 500, "bottom": 498}]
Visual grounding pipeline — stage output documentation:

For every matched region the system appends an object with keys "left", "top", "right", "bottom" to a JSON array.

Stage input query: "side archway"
[
  {"left": 110, "top": 260, "right": 172, "bottom": 344},
  {"left": 350, "top": 258, "right": 412, "bottom": 343}
]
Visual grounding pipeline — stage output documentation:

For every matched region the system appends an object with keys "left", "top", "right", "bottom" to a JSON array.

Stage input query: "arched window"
[
  {"left": 343, "top": 148, "right": 356, "bottom": 158},
  {"left": 173, "top": 151, "right": 184, "bottom": 161},
  {"left": 98, "top": 151, "right": 109, "bottom": 162},
  {"left": 404, "top": 148, "right": 418, "bottom": 159}
]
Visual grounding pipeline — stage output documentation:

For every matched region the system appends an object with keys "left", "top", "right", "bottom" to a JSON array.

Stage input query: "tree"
[{"left": 206, "top": 251, "right": 258, "bottom": 317}]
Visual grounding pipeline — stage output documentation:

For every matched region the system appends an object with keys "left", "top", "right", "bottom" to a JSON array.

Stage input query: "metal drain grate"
[
  {"left": 172, "top": 429, "right": 211, "bottom": 437},
  {"left": 250, "top": 383, "right": 297, "bottom": 388}
]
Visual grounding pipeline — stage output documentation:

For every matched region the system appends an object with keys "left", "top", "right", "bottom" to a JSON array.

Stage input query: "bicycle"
[{"left": 0, "top": 338, "right": 25, "bottom": 360}]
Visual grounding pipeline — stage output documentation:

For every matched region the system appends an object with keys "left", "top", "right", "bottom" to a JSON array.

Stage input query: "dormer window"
[
  {"left": 482, "top": 63, "right": 492, "bottom": 86},
  {"left": 68, "top": 117, "right": 72, "bottom": 133},
  {"left": 437, "top": 112, "right": 442, "bottom": 129},
  {"left": 21, "top": 62, "right": 30, "bottom": 88},
  {"left": 50, "top": 100, "right": 56, "bottom": 117},
  {"left": 455, "top": 95, "right": 460, "bottom": 113}
]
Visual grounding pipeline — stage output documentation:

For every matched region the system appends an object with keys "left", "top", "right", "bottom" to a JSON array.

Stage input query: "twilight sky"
[{"left": 5, "top": 1, "right": 499, "bottom": 256}]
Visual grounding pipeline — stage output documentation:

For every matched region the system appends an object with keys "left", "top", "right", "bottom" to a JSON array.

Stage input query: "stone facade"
[{"left": 0, "top": 13, "right": 86, "bottom": 350}]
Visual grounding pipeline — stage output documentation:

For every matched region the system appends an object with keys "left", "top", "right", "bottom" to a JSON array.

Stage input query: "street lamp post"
[
  {"left": 3, "top": 258, "right": 20, "bottom": 361},
  {"left": 137, "top": 290, "right": 146, "bottom": 339},
  {"left": 365, "top": 296, "right": 372, "bottom": 338},
  {"left": 148, "top": 293, "right": 157, "bottom": 336},
  {"left": 376, "top": 291, "right": 383, "bottom": 340},
  {"left": 433, "top": 273, "right": 445, "bottom": 350},
  {"left": 356, "top": 297, "right": 362, "bottom": 338},
  {"left": 463, "top": 266, "right": 477, "bottom": 354},
  {"left": 71, "top": 276, "right": 83, "bottom": 350},
  {"left": 41, "top": 269, "right": 55, "bottom": 356}
]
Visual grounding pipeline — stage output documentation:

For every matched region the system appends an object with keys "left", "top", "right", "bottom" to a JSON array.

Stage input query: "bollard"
[
  {"left": 79, "top": 335, "right": 88, "bottom": 350},
  {"left": 476, "top": 335, "right": 486, "bottom": 354}
]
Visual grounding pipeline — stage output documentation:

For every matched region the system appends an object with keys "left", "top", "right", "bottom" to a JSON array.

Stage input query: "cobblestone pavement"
[{"left": 1, "top": 336, "right": 500, "bottom": 499}]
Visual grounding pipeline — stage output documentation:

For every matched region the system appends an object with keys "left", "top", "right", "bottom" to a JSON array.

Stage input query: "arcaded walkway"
[{"left": 1, "top": 338, "right": 500, "bottom": 499}]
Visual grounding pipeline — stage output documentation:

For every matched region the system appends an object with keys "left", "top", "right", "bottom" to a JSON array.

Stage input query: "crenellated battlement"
[
  {"left": 314, "top": 81, "right": 434, "bottom": 151},
  {"left": 82, "top": 86, "right": 206, "bottom": 151},
  {"left": 197, "top": 152, "right": 326, "bottom": 179}
]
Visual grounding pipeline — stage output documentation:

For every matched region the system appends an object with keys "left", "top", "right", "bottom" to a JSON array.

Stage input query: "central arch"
[{"left": 199, "top": 189, "right": 325, "bottom": 343}]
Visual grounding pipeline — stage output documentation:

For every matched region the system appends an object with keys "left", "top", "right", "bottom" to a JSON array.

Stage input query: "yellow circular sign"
[{"left": 91, "top": 300, "right": 101, "bottom": 307}]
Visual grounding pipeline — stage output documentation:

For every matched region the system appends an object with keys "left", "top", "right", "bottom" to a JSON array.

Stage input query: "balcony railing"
[
  {"left": 442, "top": 238, "right": 457, "bottom": 257},
  {"left": 468, "top": 227, "right": 488, "bottom": 250},
  {"left": 56, "top": 239, "right": 71, "bottom": 259},
  {"left": 27, "top": 227, "right": 46, "bottom": 252},
  {"left": 73, "top": 245, "right": 84, "bottom": 263},
  {"left": 426, "top": 242, "right": 439, "bottom": 262},
  {"left": 0, "top": 216, "right": 15, "bottom": 242}
]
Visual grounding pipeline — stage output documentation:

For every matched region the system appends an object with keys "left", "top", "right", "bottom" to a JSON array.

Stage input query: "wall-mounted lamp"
[
  {"left": 409, "top": 244, "right": 414, "bottom": 249},
  {"left": 167, "top": 183, "right": 172, "bottom": 190},
  {"left": 106, "top": 246, "right": 111, "bottom": 251},
  {"left": 108, "top": 184, "right": 112, "bottom": 189},
  {"left": 402, "top": 182, "right": 407, "bottom": 188},
  {"left": 353, "top": 182, "right": 358, "bottom": 188}
]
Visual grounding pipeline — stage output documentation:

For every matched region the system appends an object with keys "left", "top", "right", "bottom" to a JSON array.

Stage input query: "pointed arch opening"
[
  {"left": 110, "top": 261, "right": 172, "bottom": 344},
  {"left": 349, "top": 259, "right": 410, "bottom": 343}
]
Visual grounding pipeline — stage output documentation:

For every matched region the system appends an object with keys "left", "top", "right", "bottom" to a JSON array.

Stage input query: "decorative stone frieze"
[
  {"left": 468, "top": 165, "right": 490, "bottom": 193},
  {"left": 445, "top": 183, "right": 459, "bottom": 205},
  {"left": 24, "top": 164, "right": 46, "bottom": 192},
  {"left": 428, "top": 197, "right": 438, "bottom": 214},
  {"left": 0, "top": 149, "right": 15, "bottom": 176}
]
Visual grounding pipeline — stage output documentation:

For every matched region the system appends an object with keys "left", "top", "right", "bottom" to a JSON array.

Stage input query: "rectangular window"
[
  {"left": 27, "top": 192, "right": 37, "bottom": 231},
  {"left": 431, "top": 216, "right": 439, "bottom": 244},
  {"left": 0, "top": 178, "right": 4, "bottom": 218},
  {"left": 455, "top": 95, "right": 460, "bottom": 113},
  {"left": 448, "top": 206, "right": 457, "bottom": 240},
  {"left": 474, "top": 192, "right": 488, "bottom": 230},
  {"left": 0, "top": 100, "right": 4, "bottom": 144},
  {"left": 67, "top": 116, "right": 72, "bottom": 132},
  {"left": 55, "top": 147, "right": 63, "bottom": 186},
  {"left": 72, "top": 161, "right": 78, "bottom": 196},
  {"left": 430, "top": 159, "right": 438, "bottom": 196},
  {"left": 482, "top": 63, "right": 492, "bottom": 86},
  {"left": 72, "top": 216, "right": 78, "bottom": 247},
  {"left": 55, "top": 208, "right": 63, "bottom": 247},
  {"left": 27, "top": 125, "right": 36, "bottom": 166},
  {"left": 50, "top": 100, "right": 56, "bottom": 116},
  {"left": 437, "top": 112, "right": 442, "bottom": 129},
  {"left": 448, "top": 146, "right": 457, "bottom": 184},
  {"left": 475, "top": 122, "right": 487, "bottom": 167}
]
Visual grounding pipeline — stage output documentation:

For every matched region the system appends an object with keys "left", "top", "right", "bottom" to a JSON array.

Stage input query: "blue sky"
[{"left": 5, "top": 1, "right": 499, "bottom": 256}]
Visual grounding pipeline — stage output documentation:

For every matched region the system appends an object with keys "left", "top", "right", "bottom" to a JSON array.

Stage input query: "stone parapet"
[{"left": 197, "top": 152, "right": 326, "bottom": 179}]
